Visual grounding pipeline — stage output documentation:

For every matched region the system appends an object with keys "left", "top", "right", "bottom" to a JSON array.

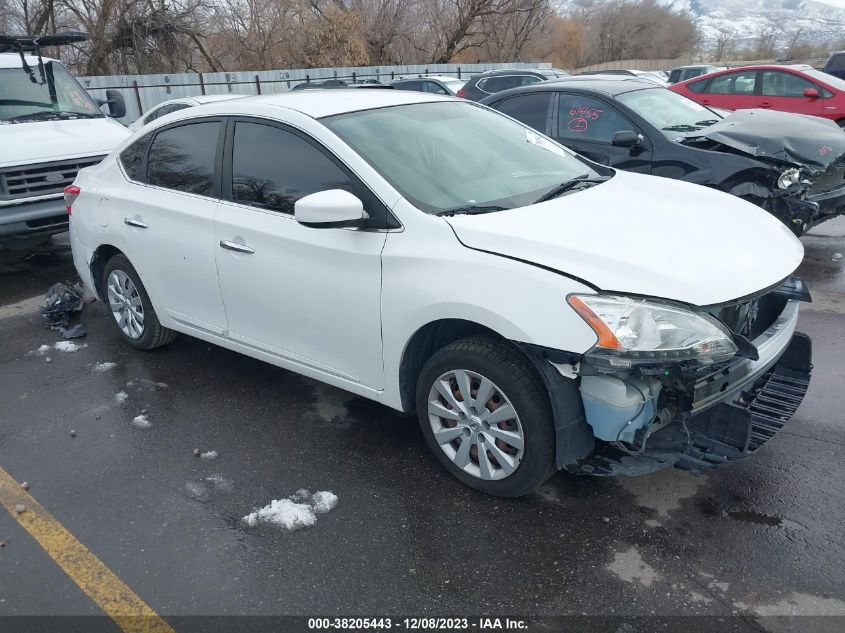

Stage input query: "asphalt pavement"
[{"left": 1, "top": 222, "right": 844, "bottom": 631}]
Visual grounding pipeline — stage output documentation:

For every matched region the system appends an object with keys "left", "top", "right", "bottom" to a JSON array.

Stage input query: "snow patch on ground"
[
  {"left": 131, "top": 414, "right": 151, "bottom": 428},
  {"left": 243, "top": 489, "right": 338, "bottom": 531},
  {"left": 115, "top": 391, "right": 129, "bottom": 405},
  {"left": 32, "top": 341, "right": 88, "bottom": 355},
  {"left": 93, "top": 362, "right": 117, "bottom": 372},
  {"left": 200, "top": 450, "right": 218, "bottom": 460},
  {"left": 54, "top": 341, "right": 85, "bottom": 353}
]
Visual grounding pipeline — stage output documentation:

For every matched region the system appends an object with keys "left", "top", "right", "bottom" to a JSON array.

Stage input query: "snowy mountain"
[{"left": 674, "top": 0, "right": 845, "bottom": 46}]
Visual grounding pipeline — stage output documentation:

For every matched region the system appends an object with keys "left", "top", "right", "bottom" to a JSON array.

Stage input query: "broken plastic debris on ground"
[
  {"left": 92, "top": 362, "right": 117, "bottom": 372},
  {"left": 40, "top": 282, "right": 87, "bottom": 338},
  {"left": 243, "top": 489, "right": 338, "bottom": 531},
  {"left": 200, "top": 450, "right": 218, "bottom": 460},
  {"left": 115, "top": 391, "right": 129, "bottom": 405}
]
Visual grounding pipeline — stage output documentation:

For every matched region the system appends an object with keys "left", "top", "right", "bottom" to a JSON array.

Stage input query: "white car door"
[
  {"left": 120, "top": 118, "right": 228, "bottom": 334},
  {"left": 214, "top": 118, "right": 388, "bottom": 388}
]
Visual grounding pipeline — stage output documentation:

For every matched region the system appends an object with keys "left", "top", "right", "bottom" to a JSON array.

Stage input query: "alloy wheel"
[
  {"left": 107, "top": 270, "right": 145, "bottom": 339},
  {"left": 427, "top": 369, "right": 524, "bottom": 480}
]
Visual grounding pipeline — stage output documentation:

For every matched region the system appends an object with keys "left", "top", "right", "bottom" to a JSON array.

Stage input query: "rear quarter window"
[
  {"left": 119, "top": 133, "right": 153, "bottom": 181},
  {"left": 686, "top": 79, "right": 708, "bottom": 93}
]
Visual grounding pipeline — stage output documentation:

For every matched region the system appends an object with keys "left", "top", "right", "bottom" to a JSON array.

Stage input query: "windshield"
[
  {"left": 321, "top": 101, "right": 601, "bottom": 214},
  {"left": 616, "top": 87, "right": 723, "bottom": 140},
  {"left": 805, "top": 68, "right": 845, "bottom": 91},
  {"left": 0, "top": 61, "right": 103, "bottom": 122}
]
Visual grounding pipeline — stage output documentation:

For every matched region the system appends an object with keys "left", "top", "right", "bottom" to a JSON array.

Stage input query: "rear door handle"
[
  {"left": 219, "top": 240, "right": 255, "bottom": 254},
  {"left": 124, "top": 217, "right": 148, "bottom": 229},
  {"left": 759, "top": 102, "right": 772, "bottom": 108}
]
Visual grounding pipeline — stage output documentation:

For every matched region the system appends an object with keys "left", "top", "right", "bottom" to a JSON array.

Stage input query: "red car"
[{"left": 670, "top": 64, "right": 845, "bottom": 129}]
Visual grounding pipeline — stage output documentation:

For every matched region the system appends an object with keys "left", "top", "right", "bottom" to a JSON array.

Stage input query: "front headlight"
[
  {"left": 778, "top": 168, "right": 801, "bottom": 190},
  {"left": 568, "top": 294, "right": 738, "bottom": 368}
]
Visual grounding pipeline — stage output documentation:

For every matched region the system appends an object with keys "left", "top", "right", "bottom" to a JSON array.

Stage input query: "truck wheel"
[
  {"left": 102, "top": 254, "right": 176, "bottom": 350},
  {"left": 416, "top": 336, "right": 555, "bottom": 497}
]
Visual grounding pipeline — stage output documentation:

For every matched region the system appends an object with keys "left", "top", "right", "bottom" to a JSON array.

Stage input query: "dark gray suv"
[{"left": 458, "top": 68, "right": 568, "bottom": 101}]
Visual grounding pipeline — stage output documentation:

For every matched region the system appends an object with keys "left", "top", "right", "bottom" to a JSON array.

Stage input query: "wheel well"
[
  {"left": 399, "top": 319, "right": 502, "bottom": 413},
  {"left": 90, "top": 244, "right": 123, "bottom": 299}
]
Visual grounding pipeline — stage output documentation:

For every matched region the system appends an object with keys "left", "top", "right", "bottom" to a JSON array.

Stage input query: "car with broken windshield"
[
  {"left": 482, "top": 77, "right": 845, "bottom": 235},
  {"left": 0, "top": 33, "right": 130, "bottom": 248},
  {"left": 68, "top": 90, "right": 812, "bottom": 497}
]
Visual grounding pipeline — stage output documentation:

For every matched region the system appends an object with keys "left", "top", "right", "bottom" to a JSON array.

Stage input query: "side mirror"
[
  {"left": 103, "top": 89, "right": 126, "bottom": 118},
  {"left": 804, "top": 88, "right": 820, "bottom": 99},
  {"left": 295, "top": 189, "right": 365, "bottom": 228},
  {"left": 612, "top": 130, "right": 643, "bottom": 148}
]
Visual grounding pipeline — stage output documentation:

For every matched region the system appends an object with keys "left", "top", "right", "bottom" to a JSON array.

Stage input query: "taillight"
[
  {"left": 64, "top": 185, "right": 80, "bottom": 215},
  {"left": 456, "top": 87, "right": 466, "bottom": 98}
]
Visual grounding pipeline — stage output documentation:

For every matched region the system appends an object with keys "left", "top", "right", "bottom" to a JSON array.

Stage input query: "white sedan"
[
  {"left": 67, "top": 90, "right": 811, "bottom": 496},
  {"left": 127, "top": 94, "right": 247, "bottom": 131}
]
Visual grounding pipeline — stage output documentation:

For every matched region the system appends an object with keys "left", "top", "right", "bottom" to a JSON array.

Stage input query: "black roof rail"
[{"left": 0, "top": 32, "right": 88, "bottom": 84}]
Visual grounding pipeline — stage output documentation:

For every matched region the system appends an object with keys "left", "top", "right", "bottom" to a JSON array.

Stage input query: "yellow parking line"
[{"left": 0, "top": 465, "right": 175, "bottom": 633}]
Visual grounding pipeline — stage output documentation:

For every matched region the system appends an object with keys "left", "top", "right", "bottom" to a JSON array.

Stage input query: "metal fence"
[{"left": 79, "top": 62, "right": 551, "bottom": 124}]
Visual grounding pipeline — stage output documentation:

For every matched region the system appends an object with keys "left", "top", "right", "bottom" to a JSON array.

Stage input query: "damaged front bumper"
[
  {"left": 517, "top": 279, "right": 812, "bottom": 477},
  {"left": 559, "top": 297, "right": 811, "bottom": 477}
]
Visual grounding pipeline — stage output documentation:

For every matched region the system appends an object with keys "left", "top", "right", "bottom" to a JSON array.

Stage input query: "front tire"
[
  {"left": 415, "top": 336, "right": 555, "bottom": 497},
  {"left": 102, "top": 254, "right": 176, "bottom": 350}
]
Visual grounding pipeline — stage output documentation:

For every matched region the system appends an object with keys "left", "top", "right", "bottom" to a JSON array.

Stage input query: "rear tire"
[
  {"left": 102, "top": 254, "right": 176, "bottom": 350},
  {"left": 415, "top": 336, "right": 555, "bottom": 497}
]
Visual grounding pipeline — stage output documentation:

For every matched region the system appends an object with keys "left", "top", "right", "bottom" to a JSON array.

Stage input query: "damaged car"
[
  {"left": 68, "top": 91, "right": 811, "bottom": 497},
  {"left": 481, "top": 78, "right": 845, "bottom": 235}
]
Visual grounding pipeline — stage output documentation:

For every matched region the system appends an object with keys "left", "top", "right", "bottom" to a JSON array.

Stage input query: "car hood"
[
  {"left": 446, "top": 171, "right": 804, "bottom": 306},
  {"left": 0, "top": 118, "right": 130, "bottom": 168},
  {"left": 679, "top": 108, "right": 845, "bottom": 173}
]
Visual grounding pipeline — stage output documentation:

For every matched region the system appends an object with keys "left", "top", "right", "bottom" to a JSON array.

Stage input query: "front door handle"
[
  {"left": 219, "top": 240, "right": 255, "bottom": 254},
  {"left": 759, "top": 102, "right": 772, "bottom": 108},
  {"left": 124, "top": 217, "right": 148, "bottom": 229}
]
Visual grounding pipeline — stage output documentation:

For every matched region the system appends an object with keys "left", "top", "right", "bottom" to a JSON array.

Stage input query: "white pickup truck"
[{"left": 0, "top": 33, "right": 130, "bottom": 249}]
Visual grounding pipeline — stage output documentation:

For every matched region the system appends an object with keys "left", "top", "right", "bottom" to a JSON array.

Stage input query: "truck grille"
[
  {"left": 810, "top": 162, "right": 845, "bottom": 194},
  {"left": 0, "top": 156, "right": 105, "bottom": 203}
]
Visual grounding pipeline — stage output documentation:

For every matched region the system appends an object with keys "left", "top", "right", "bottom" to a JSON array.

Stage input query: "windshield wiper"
[
  {"left": 7, "top": 110, "right": 102, "bottom": 122},
  {"left": 534, "top": 175, "right": 611, "bottom": 204},
  {"left": 436, "top": 205, "right": 508, "bottom": 217},
  {"left": 661, "top": 124, "right": 703, "bottom": 132}
]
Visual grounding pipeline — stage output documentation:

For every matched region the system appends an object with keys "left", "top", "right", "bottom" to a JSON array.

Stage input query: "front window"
[
  {"left": 617, "top": 88, "right": 722, "bottom": 140},
  {"left": 321, "top": 101, "right": 601, "bottom": 214},
  {"left": 0, "top": 61, "right": 103, "bottom": 122}
]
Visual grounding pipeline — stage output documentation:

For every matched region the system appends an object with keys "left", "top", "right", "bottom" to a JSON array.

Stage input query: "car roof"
[
  {"left": 190, "top": 89, "right": 450, "bottom": 119},
  {"left": 0, "top": 52, "right": 58, "bottom": 68},
  {"left": 192, "top": 94, "right": 249, "bottom": 104},
  {"left": 671, "top": 64, "right": 718, "bottom": 70},
  {"left": 474, "top": 68, "right": 545, "bottom": 77},
  {"left": 547, "top": 77, "right": 660, "bottom": 94},
  {"left": 394, "top": 75, "right": 460, "bottom": 82},
  {"left": 477, "top": 77, "right": 660, "bottom": 103},
  {"left": 700, "top": 63, "right": 813, "bottom": 74}
]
